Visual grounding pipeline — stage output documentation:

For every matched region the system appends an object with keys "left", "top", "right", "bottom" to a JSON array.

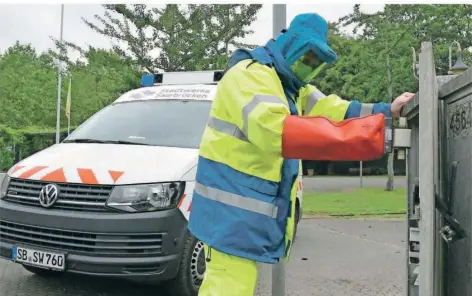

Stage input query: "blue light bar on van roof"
[
  {"left": 140, "top": 71, "right": 225, "bottom": 87},
  {"left": 141, "top": 74, "right": 155, "bottom": 87}
]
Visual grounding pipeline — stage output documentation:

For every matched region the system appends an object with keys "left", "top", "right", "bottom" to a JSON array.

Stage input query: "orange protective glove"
[{"left": 282, "top": 113, "right": 386, "bottom": 161}]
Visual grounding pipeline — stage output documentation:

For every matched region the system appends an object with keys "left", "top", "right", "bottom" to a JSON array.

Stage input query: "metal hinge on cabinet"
[
  {"left": 413, "top": 161, "right": 467, "bottom": 244},
  {"left": 435, "top": 161, "right": 467, "bottom": 243}
]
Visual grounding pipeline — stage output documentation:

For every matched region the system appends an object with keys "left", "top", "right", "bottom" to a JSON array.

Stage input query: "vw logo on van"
[{"left": 39, "top": 184, "right": 59, "bottom": 208}]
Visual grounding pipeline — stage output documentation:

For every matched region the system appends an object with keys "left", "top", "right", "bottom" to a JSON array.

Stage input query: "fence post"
[
  {"left": 14, "top": 143, "right": 21, "bottom": 162},
  {"left": 360, "top": 161, "right": 363, "bottom": 188}
]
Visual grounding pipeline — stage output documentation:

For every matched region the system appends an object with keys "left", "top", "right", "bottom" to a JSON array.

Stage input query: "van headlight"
[
  {"left": 106, "top": 182, "right": 185, "bottom": 212},
  {"left": 0, "top": 174, "right": 11, "bottom": 200}
]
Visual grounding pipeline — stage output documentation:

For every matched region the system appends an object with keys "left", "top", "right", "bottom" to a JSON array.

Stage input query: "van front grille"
[
  {"left": 0, "top": 220, "right": 164, "bottom": 257},
  {"left": 4, "top": 178, "right": 114, "bottom": 212}
]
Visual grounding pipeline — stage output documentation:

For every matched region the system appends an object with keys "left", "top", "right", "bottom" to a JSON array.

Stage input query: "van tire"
[
  {"left": 167, "top": 231, "right": 205, "bottom": 296},
  {"left": 23, "top": 265, "right": 59, "bottom": 277}
]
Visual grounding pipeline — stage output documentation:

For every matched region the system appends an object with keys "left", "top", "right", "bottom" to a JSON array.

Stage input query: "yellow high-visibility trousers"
[{"left": 199, "top": 245, "right": 258, "bottom": 296}]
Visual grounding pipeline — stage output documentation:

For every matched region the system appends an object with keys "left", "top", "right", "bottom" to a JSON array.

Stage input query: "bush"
[
  {"left": 0, "top": 125, "right": 22, "bottom": 171},
  {"left": 0, "top": 125, "right": 75, "bottom": 171}
]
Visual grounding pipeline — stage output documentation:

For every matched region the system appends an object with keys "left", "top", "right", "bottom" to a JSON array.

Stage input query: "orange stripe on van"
[
  {"left": 177, "top": 194, "right": 187, "bottom": 208},
  {"left": 187, "top": 202, "right": 192, "bottom": 212},
  {"left": 11, "top": 165, "right": 25, "bottom": 174},
  {"left": 108, "top": 170, "right": 124, "bottom": 183},
  {"left": 18, "top": 166, "right": 48, "bottom": 179},
  {"left": 77, "top": 168, "right": 99, "bottom": 184},
  {"left": 41, "top": 168, "right": 67, "bottom": 183}
]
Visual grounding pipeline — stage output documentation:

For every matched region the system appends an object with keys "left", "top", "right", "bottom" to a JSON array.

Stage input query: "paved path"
[{"left": 0, "top": 219, "right": 406, "bottom": 296}]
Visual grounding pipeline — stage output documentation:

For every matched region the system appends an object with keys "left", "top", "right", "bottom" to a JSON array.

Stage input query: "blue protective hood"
[
  {"left": 227, "top": 13, "right": 336, "bottom": 99},
  {"left": 274, "top": 13, "right": 337, "bottom": 65}
]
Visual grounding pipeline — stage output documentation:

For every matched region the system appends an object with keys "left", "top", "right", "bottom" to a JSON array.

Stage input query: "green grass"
[{"left": 302, "top": 187, "right": 407, "bottom": 218}]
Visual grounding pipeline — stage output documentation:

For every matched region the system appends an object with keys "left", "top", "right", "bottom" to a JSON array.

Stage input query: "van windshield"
[{"left": 64, "top": 100, "right": 212, "bottom": 149}]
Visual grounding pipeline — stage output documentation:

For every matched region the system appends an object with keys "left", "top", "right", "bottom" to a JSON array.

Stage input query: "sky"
[{"left": 0, "top": 3, "right": 385, "bottom": 60}]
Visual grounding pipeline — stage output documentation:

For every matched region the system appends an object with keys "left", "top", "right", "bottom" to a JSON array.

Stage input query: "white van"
[{"left": 0, "top": 71, "right": 303, "bottom": 296}]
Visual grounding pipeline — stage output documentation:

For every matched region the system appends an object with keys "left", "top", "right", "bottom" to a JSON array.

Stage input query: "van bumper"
[{"left": 0, "top": 200, "right": 189, "bottom": 283}]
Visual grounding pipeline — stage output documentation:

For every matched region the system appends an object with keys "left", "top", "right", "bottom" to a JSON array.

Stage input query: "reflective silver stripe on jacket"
[
  {"left": 195, "top": 182, "right": 278, "bottom": 218},
  {"left": 241, "top": 95, "right": 287, "bottom": 137},
  {"left": 207, "top": 95, "right": 287, "bottom": 142},
  {"left": 305, "top": 88, "right": 326, "bottom": 115},
  {"left": 207, "top": 116, "right": 248, "bottom": 142},
  {"left": 360, "top": 103, "right": 374, "bottom": 116}
]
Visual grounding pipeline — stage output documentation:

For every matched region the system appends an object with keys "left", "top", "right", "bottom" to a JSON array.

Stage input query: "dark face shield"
[{"left": 290, "top": 51, "right": 327, "bottom": 83}]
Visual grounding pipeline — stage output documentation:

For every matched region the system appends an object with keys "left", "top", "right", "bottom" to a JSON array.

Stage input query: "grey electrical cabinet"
[
  {"left": 441, "top": 73, "right": 472, "bottom": 296},
  {"left": 404, "top": 42, "right": 471, "bottom": 296}
]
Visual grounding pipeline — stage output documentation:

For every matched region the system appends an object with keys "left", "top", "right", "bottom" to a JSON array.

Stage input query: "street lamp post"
[
  {"left": 448, "top": 41, "right": 469, "bottom": 75},
  {"left": 272, "top": 4, "right": 286, "bottom": 296},
  {"left": 55, "top": 4, "right": 64, "bottom": 144}
]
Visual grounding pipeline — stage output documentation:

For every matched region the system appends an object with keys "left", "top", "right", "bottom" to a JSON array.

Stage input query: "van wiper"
[
  {"left": 63, "top": 138, "right": 105, "bottom": 143},
  {"left": 63, "top": 138, "right": 151, "bottom": 146},
  {"left": 107, "top": 140, "right": 152, "bottom": 146}
]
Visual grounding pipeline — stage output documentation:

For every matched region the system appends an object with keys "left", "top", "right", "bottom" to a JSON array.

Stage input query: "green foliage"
[
  {"left": 0, "top": 125, "right": 21, "bottom": 170},
  {"left": 65, "top": 47, "right": 142, "bottom": 124},
  {"left": 0, "top": 125, "right": 76, "bottom": 171},
  {"left": 319, "top": 4, "right": 472, "bottom": 103},
  {"left": 0, "top": 43, "right": 140, "bottom": 170},
  {"left": 0, "top": 43, "right": 140, "bottom": 130},
  {"left": 0, "top": 42, "right": 59, "bottom": 129}
]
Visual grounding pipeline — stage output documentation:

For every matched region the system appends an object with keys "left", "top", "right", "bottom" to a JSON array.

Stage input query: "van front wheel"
[{"left": 167, "top": 232, "right": 206, "bottom": 296}]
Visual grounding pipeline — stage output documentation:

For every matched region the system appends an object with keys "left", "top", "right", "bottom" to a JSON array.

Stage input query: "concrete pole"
[
  {"left": 272, "top": 4, "right": 286, "bottom": 296},
  {"left": 55, "top": 4, "right": 64, "bottom": 144},
  {"left": 418, "top": 41, "right": 437, "bottom": 296},
  {"left": 272, "top": 4, "right": 286, "bottom": 38}
]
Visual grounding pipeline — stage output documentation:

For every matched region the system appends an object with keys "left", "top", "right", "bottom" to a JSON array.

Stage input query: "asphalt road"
[{"left": 0, "top": 219, "right": 406, "bottom": 296}]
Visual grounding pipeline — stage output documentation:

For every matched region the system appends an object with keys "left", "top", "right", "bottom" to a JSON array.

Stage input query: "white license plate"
[{"left": 12, "top": 246, "right": 66, "bottom": 271}]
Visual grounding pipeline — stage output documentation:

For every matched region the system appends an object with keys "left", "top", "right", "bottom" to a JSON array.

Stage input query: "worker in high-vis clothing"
[{"left": 188, "top": 13, "right": 414, "bottom": 295}]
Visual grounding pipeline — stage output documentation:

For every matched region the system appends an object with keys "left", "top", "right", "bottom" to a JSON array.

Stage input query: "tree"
[
  {"left": 65, "top": 47, "right": 142, "bottom": 125},
  {"left": 336, "top": 4, "right": 472, "bottom": 189},
  {"left": 315, "top": 24, "right": 384, "bottom": 102},
  {"left": 0, "top": 43, "right": 141, "bottom": 130},
  {"left": 0, "top": 42, "right": 142, "bottom": 170},
  {"left": 340, "top": 4, "right": 472, "bottom": 76},
  {"left": 55, "top": 4, "right": 262, "bottom": 72},
  {"left": 0, "top": 42, "right": 59, "bottom": 129}
]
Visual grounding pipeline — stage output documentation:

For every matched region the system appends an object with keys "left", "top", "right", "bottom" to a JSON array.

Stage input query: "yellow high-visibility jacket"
[{"left": 187, "top": 57, "right": 388, "bottom": 263}]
